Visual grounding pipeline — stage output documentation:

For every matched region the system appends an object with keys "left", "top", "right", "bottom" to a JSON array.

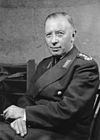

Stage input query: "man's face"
[{"left": 45, "top": 16, "right": 74, "bottom": 56}]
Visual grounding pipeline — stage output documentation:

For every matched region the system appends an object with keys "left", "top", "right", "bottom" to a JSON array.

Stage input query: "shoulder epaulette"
[{"left": 78, "top": 53, "right": 93, "bottom": 61}]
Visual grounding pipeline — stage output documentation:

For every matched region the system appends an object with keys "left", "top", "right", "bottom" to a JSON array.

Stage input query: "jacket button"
[{"left": 57, "top": 91, "right": 62, "bottom": 95}]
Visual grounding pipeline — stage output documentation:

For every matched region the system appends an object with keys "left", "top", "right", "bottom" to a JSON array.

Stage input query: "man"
[{"left": 0, "top": 12, "right": 99, "bottom": 140}]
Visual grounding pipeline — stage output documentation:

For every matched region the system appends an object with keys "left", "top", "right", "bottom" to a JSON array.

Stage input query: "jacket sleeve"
[{"left": 25, "top": 60, "right": 99, "bottom": 129}]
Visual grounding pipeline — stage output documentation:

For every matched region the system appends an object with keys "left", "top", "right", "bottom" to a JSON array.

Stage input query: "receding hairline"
[{"left": 45, "top": 12, "right": 75, "bottom": 28}]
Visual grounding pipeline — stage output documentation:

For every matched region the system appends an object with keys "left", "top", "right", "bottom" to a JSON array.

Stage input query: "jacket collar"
[{"left": 34, "top": 46, "right": 79, "bottom": 97}]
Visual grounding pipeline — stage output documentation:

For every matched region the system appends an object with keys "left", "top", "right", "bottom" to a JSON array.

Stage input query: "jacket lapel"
[{"left": 34, "top": 47, "right": 79, "bottom": 95}]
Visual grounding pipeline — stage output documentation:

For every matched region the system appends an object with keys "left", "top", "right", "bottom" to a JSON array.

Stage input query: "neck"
[{"left": 66, "top": 44, "right": 74, "bottom": 54}]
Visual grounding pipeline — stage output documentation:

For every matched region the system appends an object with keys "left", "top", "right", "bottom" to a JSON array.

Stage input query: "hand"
[
  {"left": 3, "top": 105, "right": 25, "bottom": 120},
  {"left": 10, "top": 118, "right": 27, "bottom": 137}
]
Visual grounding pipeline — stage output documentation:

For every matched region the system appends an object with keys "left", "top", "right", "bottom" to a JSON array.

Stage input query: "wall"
[{"left": 0, "top": 0, "right": 100, "bottom": 69}]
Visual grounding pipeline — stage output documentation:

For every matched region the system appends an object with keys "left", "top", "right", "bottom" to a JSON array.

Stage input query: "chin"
[
  {"left": 52, "top": 53, "right": 61, "bottom": 56},
  {"left": 50, "top": 51, "right": 63, "bottom": 56}
]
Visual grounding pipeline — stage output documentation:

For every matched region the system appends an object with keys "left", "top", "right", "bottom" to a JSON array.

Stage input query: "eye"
[
  {"left": 56, "top": 31, "right": 64, "bottom": 37},
  {"left": 45, "top": 33, "right": 52, "bottom": 38}
]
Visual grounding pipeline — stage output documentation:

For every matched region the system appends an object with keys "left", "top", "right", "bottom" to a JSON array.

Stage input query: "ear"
[
  {"left": 71, "top": 30, "right": 77, "bottom": 43},
  {"left": 72, "top": 30, "right": 77, "bottom": 38}
]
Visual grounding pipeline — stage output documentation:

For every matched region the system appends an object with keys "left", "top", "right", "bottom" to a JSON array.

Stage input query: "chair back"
[
  {"left": 88, "top": 89, "right": 100, "bottom": 140},
  {"left": 27, "top": 59, "right": 36, "bottom": 89}
]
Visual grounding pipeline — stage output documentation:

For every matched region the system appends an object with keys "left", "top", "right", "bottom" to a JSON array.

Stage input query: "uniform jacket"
[{"left": 0, "top": 46, "right": 99, "bottom": 140}]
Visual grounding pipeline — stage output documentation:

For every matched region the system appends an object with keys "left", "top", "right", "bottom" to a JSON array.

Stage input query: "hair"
[{"left": 45, "top": 12, "right": 75, "bottom": 29}]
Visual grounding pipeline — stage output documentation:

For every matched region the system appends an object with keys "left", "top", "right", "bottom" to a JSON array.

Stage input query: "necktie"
[
  {"left": 52, "top": 55, "right": 61, "bottom": 66},
  {"left": 52, "top": 53, "right": 67, "bottom": 67}
]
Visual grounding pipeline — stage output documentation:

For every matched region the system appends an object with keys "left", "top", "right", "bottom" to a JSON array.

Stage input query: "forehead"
[{"left": 45, "top": 16, "right": 71, "bottom": 32}]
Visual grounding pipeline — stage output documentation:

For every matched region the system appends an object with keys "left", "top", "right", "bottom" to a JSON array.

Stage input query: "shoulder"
[
  {"left": 77, "top": 53, "right": 93, "bottom": 61},
  {"left": 40, "top": 56, "right": 52, "bottom": 64},
  {"left": 76, "top": 52, "right": 94, "bottom": 64},
  {"left": 76, "top": 52, "right": 98, "bottom": 68},
  {"left": 37, "top": 56, "right": 52, "bottom": 67}
]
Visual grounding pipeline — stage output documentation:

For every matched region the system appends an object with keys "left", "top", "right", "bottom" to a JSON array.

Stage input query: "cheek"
[
  {"left": 62, "top": 36, "right": 71, "bottom": 45},
  {"left": 45, "top": 38, "right": 50, "bottom": 45},
  {"left": 60, "top": 38, "right": 71, "bottom": 52},
  {"left": 60, "top": 38, "right": 68, "bottom": 47}
]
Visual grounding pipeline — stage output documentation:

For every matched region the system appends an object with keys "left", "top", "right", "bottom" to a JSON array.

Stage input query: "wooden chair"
[{"left": 88, "top": 89, "right": 100, "bottom": 140}]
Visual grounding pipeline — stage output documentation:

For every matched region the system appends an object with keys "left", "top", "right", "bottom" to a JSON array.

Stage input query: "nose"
[
  {"left": 52, "top": 42, "right": 58, "bottom": 46},
  {"left": 51, "top": 35, "right": 58, "bottom": 46}
]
